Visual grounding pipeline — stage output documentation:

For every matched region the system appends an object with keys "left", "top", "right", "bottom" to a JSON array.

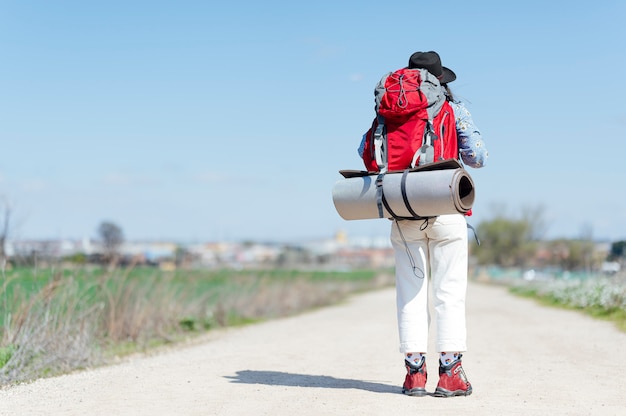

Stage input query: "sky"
[{"left": 1, "top": 1, "right": 625, "bottom": 244}]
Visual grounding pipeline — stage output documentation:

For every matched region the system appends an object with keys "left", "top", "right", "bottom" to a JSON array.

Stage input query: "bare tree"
[{"left": 97, "top": 221, "right": 124, "bottom": 261}]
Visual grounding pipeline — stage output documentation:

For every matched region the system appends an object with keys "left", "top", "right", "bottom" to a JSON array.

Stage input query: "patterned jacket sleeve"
[{"left": 449, "top": 101, "right": 488, "bottom": 168}]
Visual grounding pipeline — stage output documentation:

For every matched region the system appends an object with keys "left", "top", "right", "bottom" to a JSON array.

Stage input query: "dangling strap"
[{"left": 467, "top": 222, "right": 480, "bottom": 245}]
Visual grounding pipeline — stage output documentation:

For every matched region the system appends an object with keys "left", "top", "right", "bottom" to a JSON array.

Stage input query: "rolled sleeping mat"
[{"left": 332, "top": 167, "right": 475, "bottom": 221}]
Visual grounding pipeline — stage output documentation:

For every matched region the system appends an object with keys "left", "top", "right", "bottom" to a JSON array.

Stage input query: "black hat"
[{"left": 408, "top": 51, "right": 456, "bottom": 84}]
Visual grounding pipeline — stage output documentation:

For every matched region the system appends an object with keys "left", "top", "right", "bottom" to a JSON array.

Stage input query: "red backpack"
[{"left": 362, "top": 68, "right": 458, "bottom": 172}]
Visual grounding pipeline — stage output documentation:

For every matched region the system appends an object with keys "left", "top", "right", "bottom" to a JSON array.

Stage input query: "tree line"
[
  {"left": 472, "top": 206, "right": 624, "bottom": 272},
  {"left": 1, "top": 197, "right": 625, "bottom": 272}
]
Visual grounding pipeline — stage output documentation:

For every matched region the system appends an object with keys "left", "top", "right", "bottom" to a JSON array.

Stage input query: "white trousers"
[{"left": 390, "top": 214, "right": 468, "bottom": 354}]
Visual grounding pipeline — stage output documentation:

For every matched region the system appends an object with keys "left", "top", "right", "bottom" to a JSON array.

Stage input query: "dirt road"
[{"left": 0, "top": 281, "right": 625, "bottom": 416}]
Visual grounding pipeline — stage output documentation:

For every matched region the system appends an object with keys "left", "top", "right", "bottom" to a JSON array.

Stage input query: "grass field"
[
  {"left": 0, "top": 265, "right": 393, "bottom": 385},
  {"left": 2, "top": 263, "right": 624, "bottom": 386}
]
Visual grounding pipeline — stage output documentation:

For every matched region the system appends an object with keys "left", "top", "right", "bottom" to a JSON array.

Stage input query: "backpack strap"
[
  {"left": 373, "top": 115, "right": 387, "bottom": 174},
  {"left": 375, "top": 169, "right": 431, "bottom": 221},
  {"left": 400, "top": 169, "right": 423, "bottom": 218},
  {"left": 375, "top": 172, "right": 408, "bottom": 220},
  {"left": 375, "top": 173, "right": 386, "bottom": 218},
  {"left": 412, "top": 121, "right": 437, "bottom": 167}
]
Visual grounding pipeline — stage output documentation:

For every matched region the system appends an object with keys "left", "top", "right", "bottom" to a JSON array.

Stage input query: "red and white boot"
[
  {"left": 434, "top": 355, "right": 472, "bottom": 397},
  {"left": 402, "top": 357, "right": 427, "bottom": 397}
]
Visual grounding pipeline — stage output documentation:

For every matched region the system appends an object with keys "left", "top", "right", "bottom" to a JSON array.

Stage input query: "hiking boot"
[
  {"left": 434, "top": 355, "right": 472, "bottom": 397},
  {"left": 402, "top": 357, "right": 427, "bottom": 396}
]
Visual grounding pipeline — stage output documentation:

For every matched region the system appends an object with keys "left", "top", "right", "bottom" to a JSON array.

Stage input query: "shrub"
[{"left": 510, "top": 276, "right": 626, "bottom": 331}]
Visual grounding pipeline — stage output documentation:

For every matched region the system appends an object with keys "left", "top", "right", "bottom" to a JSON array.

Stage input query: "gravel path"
[{"left": 1, "top": 281, "right": 625, "bottom": 416}]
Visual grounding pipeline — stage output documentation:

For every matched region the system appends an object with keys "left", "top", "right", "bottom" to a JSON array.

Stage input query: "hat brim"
[{"left": 441, "top": 67, "right": 456, "bottom": 84}]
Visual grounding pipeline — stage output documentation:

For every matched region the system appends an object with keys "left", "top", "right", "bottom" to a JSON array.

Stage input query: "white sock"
[
  {"left": 440, "top": 352, "right": 461, "bottom": 366},
  {"left": 405, "top": 353, "right": 425, "bottom": 367}
]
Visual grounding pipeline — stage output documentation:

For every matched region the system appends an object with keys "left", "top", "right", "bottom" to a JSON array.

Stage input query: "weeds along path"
[{"left": 0, "top": 281, "right": 625, "bottom": 416}]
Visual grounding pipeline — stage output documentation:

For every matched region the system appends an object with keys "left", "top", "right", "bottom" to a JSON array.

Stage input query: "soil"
[{"left": 1, "top": 281, "right": 625, "bottom": 416}]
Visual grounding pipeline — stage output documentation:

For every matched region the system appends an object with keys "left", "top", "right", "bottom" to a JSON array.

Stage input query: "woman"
[{"left": 359, "top": 51, "right": 488, "bottom": 397}]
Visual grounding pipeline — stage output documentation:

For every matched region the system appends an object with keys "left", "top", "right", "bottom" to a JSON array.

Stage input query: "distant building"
[{"left": 6, "top": 230, "right": 397, "bottom": 270}]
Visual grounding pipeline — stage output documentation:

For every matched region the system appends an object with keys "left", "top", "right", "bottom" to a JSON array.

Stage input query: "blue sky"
[{"left": 1, "top": 1, "right": 625, "bottom": 243}]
